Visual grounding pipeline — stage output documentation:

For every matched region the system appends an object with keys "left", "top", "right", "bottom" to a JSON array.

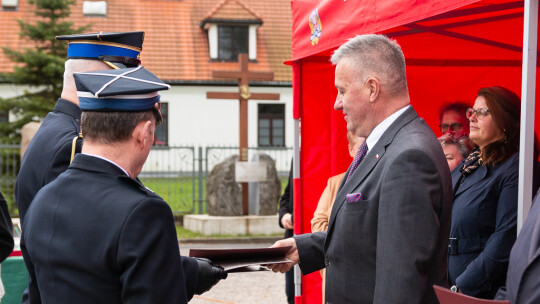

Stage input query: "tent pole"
[
  {"left": 518, "top": 0, "right": 538, "bottom": 234},
  {"left": 293, "top": 118, "right": 302, "bottom": 301},
  {"left": 293, "top": 119, "right": 300, "bottom": 186},
  {"left": 292, "top": 59, "right": 303, "bottom": 301}
]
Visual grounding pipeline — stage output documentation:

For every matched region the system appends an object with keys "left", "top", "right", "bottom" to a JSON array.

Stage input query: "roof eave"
[{"left": 200, "top": 18, "right": 263, "bottom": 29}]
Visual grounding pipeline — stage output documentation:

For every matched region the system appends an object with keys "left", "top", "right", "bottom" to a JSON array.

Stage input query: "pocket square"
[{"left": 346, "top": 193, "right": 363, "bottom": 203}]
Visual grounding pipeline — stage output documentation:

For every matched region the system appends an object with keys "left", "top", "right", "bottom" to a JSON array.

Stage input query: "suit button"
[{"left": 324, "top": 257, "right": 329, "bottom": 266}]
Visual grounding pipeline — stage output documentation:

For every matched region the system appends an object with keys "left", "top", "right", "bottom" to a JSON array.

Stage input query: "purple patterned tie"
[{"left": 346, "top": 141, "right": 368, "bottom": 182}]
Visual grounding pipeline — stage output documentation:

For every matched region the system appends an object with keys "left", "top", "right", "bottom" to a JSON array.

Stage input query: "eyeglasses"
[
  {"left": 466, "top": 108, "right": 490, "bottom": 119},
  {"left": 439, "top": 122, "right": 463, "bottom": 132}
]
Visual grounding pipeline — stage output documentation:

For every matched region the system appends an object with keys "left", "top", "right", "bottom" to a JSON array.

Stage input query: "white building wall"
[
  {"left": 162, "top": 85, "right": 293, "bottom": 148},
  {"left": 0, "top": 83, "right": 294, "bottom": 149},
  {"left": 0, "top": 84, "right": 27, "bottom": 98},
  {"left": 0, "top": 84, "right": 38, "bottom": 121},
  {"left": 0, "top": 84, "right": 294, "bottom": 172}
]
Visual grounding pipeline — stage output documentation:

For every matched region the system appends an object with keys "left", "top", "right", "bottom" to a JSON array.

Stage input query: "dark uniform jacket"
[
  {"left": 295, "top": 107, "right": 453, "bottom": 304},
  {"left": 15, "top": 98, "right": 82, "bottom": 223},
  {"left": 0, "top": 191, "right": 13, "bottom": 261},
  {"left": 448, "top": 152, "right": 519, "bottom": 298},
  {"left": 278, "top": 163, "right": 293, "bottom": 238},
  {"left": 495, "top": 189, "right": 540, "bottom": 304},
  {"left": 21, "top": 154, "right": 199, "bottom": 304}
]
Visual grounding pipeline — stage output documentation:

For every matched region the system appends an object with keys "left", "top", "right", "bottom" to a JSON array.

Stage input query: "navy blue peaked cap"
[
  {"left": 74, "top": 66, "right": 170, "bottom": 112},
  {"left": 56, "top": 31, "right": 144, "bottom": 69}
]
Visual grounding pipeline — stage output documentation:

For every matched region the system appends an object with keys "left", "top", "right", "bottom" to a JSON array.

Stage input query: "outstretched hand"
[
  {"left": 267, "top": 238, "right": 299, "bottom": 273},
  {"left": 194, "top": 258, "right": 228, "bottom": 295}
]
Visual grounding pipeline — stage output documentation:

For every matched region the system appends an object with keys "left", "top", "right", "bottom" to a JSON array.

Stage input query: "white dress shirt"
[{"left": 365, "top": 105, "right": 410, "bottom": 153}]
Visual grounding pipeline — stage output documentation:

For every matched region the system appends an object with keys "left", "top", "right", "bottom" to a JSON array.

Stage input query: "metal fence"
[
  {"left": 1, "top": 144, "right": 293, "bottom": 216},
  {"left": 0, "top": 143, "right": 21, "bottom": 215},
  {"left": 139, "top": 146, "right": 198, "bottom": 214},
  {"left": 139, "top": 145, "right": 293, "bottom": 214}
]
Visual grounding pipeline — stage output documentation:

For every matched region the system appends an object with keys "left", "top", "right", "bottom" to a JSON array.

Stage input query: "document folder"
[
  {"left": 189, "top": 246, "right": 292, "bottom": 273},
  {"left": 433, "top": 285, "right": 510, "bottom": 304}
]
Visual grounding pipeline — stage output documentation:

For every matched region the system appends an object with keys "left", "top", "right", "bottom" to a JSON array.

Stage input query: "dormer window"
[
  {"left": 2, "top": 0, "right": 18, "bottom": 11},
  {"left": 218, "top": 26, "right": 248, "bottom": 61},
  {"left": 203, "top": 22, "right": 260, "bottom": 62},
  {"left": 201, "top": 0, "right": 262, "bottom": 62}
]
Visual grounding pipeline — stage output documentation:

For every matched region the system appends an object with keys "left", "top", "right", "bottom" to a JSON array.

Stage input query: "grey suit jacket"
[
  {"left": 495, "top": 189, "right": 540, "bottom": 304},
  {"left": 295, "top": 107, "right": 452, "bottom": 304}
]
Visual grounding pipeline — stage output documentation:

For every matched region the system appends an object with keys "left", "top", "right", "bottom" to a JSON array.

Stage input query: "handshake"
[
  {"left": 189, "top": 245, "right": 294, "bottom": 297},
  {"left": 194, "top": 258, "right": 228, "bottom": 295}
]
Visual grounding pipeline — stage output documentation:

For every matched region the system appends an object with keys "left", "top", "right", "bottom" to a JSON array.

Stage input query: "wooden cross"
[{"left": 207, "top": 53, "right": 280, "bottom": 215}]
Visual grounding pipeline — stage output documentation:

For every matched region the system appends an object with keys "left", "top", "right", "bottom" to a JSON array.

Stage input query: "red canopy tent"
[{"left": 289, "top": 0, "right": 540, "bottom": 303}]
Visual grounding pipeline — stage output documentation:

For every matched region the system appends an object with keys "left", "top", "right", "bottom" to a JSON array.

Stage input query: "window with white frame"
[
  {"left": 2, "top": 0, "right": 18, "bottom": 11},
  {"left": 258, "top": 104, "right": 285, "bottom": 147},
  {"left": 218, "top": 26, "right": 248, "bottom": 61},
  {"left": 0, "top": 111, "right": 7, "bottom": 123},
  {"left": 204, "top": 22, "right": 260, "bottom": 62},
  {"left": 153, "top": 102, "right": 168, "bottom": 146}
]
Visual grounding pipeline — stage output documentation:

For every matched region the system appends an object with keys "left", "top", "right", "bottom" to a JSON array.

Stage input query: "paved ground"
[{"left": 180, "top": 241, "right": 288, "bottom": 304}]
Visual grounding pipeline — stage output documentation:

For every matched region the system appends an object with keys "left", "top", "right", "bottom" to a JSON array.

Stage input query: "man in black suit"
[
  {"left": 268, "top": 34, "right": 452, "bottom": 304},
  {"left": 16, "top": 31, "right": 146, "bottom": 224},
  {"left": 21, "top": 67, "right": 226, "bottom": 303}
]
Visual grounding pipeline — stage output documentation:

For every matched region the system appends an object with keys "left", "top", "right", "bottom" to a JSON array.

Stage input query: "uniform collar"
[
  {"left": 54, "top": 98, "right": 82, "bottom": 120},
  {"left": 81, "top": 153, "right": 130, "bottom": 176},
  {"left": 70, "top": 153, "right": 129, "bottom": 177}
]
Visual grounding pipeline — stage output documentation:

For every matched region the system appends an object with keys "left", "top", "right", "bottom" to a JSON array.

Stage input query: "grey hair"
[
  {"left": 330, "top": 34, "right": 408, "bottom": 97},
  {"left": 63, "top": 59, "right": 110, "bottom": 91},
  {"left": 438, "top": 133, "right": 474, "bottom": 159}
]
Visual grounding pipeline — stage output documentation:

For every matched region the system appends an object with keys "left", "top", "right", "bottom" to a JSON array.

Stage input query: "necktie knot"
[{"left": 346, "top": 141, "right": 368, "bottom": 182}]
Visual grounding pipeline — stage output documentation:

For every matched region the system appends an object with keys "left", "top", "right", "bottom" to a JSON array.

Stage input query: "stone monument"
[
  {"left": 206, "top": 155, "right": 242, "bottom": 216},
  {"left": 185, "top": 154, "right": 283, "bottom": 235}
]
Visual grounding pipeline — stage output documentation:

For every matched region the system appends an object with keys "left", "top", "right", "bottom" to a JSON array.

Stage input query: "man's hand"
[
  {"left": 267, "top": 238, "right": 299, "bottom": 273},
  {"left": 281, "top": 213, "right": 293, "bottom": 230},
  {"left": 194, "top": 258, "right": 228, "bottom": 295}
]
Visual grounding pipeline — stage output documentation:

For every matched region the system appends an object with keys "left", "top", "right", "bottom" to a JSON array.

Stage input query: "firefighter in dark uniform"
[
  {"left": 16, "top": 31, "right": 146, "bottom": 224},
  {"left": 0, "top": 191, "right": 13, "bottom": 261},
  {"left": 21, "top": 67, "right": 227, "bottom": 303}
]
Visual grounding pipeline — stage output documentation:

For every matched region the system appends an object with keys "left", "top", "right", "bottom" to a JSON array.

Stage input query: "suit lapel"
[
  {"left": 451, "top": 168, "right": 461, "bottom": 193},
  {"left": 335, "top": 145, "right": 384, "bottom": 203},
  {"left": 326, "top": 107, "right": 419, "bottom": 244},
  {"left": 453, "top": 165, "right": 488, "bottom": 197}
]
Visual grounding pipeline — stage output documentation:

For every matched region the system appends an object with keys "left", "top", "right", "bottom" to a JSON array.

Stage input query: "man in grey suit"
[
  {"left": 495, "top": 189, "right": 540, "bottom": 304},
  {"left": 268, "top": 34, "right": 452, "bottom": 304}
]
